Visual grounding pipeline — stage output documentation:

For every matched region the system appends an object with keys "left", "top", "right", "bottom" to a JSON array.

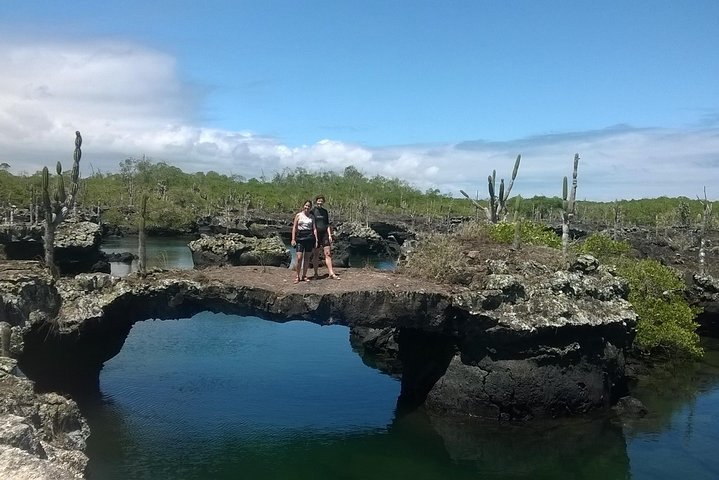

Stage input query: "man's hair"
[{"left": 314, "top": 195, "right": 325, "bottom": 202}]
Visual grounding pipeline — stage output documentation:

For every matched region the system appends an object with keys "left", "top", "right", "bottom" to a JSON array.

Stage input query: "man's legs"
[{"left": 324, "top": 245, "right": 337, "bottom": 278}]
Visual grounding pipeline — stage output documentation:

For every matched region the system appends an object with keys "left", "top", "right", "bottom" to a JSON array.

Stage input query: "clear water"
[{"left": 77, "top": 313, "right": 719, "bottom": 480}]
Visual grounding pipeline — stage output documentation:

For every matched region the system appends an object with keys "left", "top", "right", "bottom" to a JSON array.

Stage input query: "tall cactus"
[
  {"left": 698, "top": 187, "right": 713, "bottom": 275},
  {"left": 138, "top": 193, "right": 148, "bottom": 275},
  {"left": 460, "top": 154, "right": 521, "bottom": 223},
  {"left": 561, "top": 154, "right": 580, "bottom": 260},
  {"left": 42, "top": 131, "right": 82, "bottom": 276},
  {"left": 488, "top": 154, "right": 521, "bottom": 222}
]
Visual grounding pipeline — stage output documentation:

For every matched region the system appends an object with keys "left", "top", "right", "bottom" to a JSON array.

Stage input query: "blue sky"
[{"left": 1, "top": 1, "right": 718, "bottom": 200}]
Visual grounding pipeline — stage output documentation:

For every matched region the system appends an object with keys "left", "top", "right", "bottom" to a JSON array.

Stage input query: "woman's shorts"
[{"left": 296, "top": 237, "right": 315, "bottom": 252}]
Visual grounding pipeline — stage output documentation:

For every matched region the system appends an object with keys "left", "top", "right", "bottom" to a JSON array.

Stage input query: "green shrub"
[
  {"left": 617, "top": 259, "right": 702, "bottom": 358},
  {"left": 576, "top": 233, "right": 631, "bottom": 263},
  {"left": 487, "top": 221, "right": 561, "bottom": 248},
  {"left": 100, "top": 206, "right": 133, "bottom": 229}
]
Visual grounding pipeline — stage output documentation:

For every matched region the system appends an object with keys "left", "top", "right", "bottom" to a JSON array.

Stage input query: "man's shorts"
[{"left": 316, "top": 230, "right": 332, "bottom": 248}]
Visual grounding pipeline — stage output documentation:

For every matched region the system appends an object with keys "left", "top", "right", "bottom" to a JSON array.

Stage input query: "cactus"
[
  {"left": 488, "top": 154, "right": 521, "bottom": 222},
  {"left": 459, "top": 189, "right": 482, "bottom": 220},
  {"left": 698, "top": 187, "right": 713, "bottom": 275},
  {"left": 460, "top": 154, "right": 521, "bottom": 223},
  {"left": 612, "top": 200, "right": 622, "bottom": 240},
  {"left": 561, "top": 154, "right": 580, "bottom": 260},
  {"left": 42, "top": 131, "right": 82, "bottom": 276},
  {"left": 138, "top": 193, "right": 148, "bottom": 275}
]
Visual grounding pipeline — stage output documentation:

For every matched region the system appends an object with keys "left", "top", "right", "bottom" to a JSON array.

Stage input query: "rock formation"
[
  {"left": 188, "top": 233, "right": 290, "bottom": 268},
  {"left": 0, "top": 221, "right": 106, "bottom": 275},
  {"left": 0, "top": 357, "right": 89, "bottom": 479},
  {"left": 1, "top": 256, "right": 635, "bottom": 421}
]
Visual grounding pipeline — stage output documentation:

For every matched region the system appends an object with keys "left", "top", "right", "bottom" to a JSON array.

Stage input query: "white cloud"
[{"left": 1, "top": 39, "right": 718, "bottom": 201}]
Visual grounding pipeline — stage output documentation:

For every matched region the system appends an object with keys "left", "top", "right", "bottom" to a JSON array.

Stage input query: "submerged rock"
[{"left": 612, "top": 396, "right": 648, "bottom": 418}]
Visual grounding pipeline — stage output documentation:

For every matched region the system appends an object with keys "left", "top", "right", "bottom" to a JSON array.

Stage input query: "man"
[{"left": 311, "top": 195, "right": 340, "bottom": 279}]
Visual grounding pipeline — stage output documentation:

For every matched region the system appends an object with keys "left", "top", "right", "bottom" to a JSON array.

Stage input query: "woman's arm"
[{"left": 291, "top": 214, "right": 299, "bottom": 246}]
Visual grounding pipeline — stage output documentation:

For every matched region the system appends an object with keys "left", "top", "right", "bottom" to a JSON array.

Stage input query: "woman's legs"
[
  {"left": 294, "top": 251, "right": 304, "bottom": 282},
  {"left": 312, "top": 247, "right": 321, "bottom": 277},
  {"left": 302, "top": 251, "right": 311, "bottom": 280}
]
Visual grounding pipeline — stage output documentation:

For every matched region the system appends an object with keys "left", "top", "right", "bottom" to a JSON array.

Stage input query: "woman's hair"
[{"left": 302, "top": 199, "right": 312, "bottom": 207}]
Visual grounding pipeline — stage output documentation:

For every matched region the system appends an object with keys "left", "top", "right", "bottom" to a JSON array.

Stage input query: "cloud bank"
[{"left": 1, "top": 39, "right": 718, "bottom": 201}]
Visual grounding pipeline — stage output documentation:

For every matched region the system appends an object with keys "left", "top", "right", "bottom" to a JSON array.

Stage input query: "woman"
[{"left": 290, "top": 200, "right": 318, "bottom": 283}]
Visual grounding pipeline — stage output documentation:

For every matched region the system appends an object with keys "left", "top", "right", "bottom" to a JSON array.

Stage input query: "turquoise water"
[{"left": 78, "top": 313, "right": 719, "bottom": 480}]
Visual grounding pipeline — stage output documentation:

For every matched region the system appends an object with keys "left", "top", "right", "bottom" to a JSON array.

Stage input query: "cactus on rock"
[
  {"left": 460, "top": 154, "right": 521, "bottom": 223},
  {"left": 561, "top": 154, "right": 580, "bottom": 260},
  {"left": 698, "top": 187, "right": 713, "bottom": 275},
  {"left": 42, "top": 131, "right": 82, "bottom": 276},
  {"left": 138, "top": 193, "right": 149, "bottom": 275}
]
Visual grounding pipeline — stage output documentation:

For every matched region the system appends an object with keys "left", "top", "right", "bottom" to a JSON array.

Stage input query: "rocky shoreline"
[{"left": 0, "top": 357, "right": 89, "bottom": 480}]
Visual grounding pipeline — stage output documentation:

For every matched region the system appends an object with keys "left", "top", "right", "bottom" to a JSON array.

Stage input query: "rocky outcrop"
[
  {"left": 2, "top": 256, "right": 636, "bottom": 421},
  {"left": 0, "top": 357, "right": 89, "bottom": 479},
  {"left": 690, "top": 273, "right": 719, "bottom": 335},
  {"left": 0, "top": 221, "right": 106, "bottom": 275},
  {"left": 402, "top": 255, "right": 635, "bottom": 419},
  {"left": 0, "top": 262, "right": 60, "bottom": 337},
  {"left": 332, "top": 221, "right": 402, "bottom": 267},
  {"left": 690, "top": 273, "right": 719, "bottom": 310},
  {"left": 197, "top": 215, "right": 290, "bottom": 239},
  {"left": 54, "top": 221, "right": 105, "bottom": 275},
  {"left": 188, "top": 233, "right": 290, "bottom": 268}
]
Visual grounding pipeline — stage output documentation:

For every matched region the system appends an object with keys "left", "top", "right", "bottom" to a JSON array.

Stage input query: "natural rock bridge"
[{"left": 2, "top": 259, "right": 636, "bottom": 420}]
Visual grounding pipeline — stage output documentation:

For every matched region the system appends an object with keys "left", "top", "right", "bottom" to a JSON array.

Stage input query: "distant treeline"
[{"left": 0, "top": 159, "right": 712, "bottom": 231}]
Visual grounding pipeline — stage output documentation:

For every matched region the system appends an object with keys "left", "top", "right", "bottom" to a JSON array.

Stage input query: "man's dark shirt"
[{"left": 311, "top": 206, "right": 330, "bottom": 232}]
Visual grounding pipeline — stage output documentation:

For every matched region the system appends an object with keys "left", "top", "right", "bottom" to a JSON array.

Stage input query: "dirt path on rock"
[{"left": 185, "top": 265, "right": 452, "bottom": 296}]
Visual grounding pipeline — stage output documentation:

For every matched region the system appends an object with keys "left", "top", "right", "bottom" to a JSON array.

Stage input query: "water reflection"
[
  {"left": 397, "top": 412, "right": 630, "bottom": 480},
  {"left": 101, "top": 236, "right": 194, "bottom": 275},
  {"left": 622, "top": 337, "right": 719, "bottom": 479}
]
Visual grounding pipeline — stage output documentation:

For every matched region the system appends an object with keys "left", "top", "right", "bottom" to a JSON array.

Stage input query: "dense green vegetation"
[
  {"left": 487, "top": 221, "right": 562, "bottom": 248},
  {"left": 577, "top": 233, "right": 702, "bottom": 358},
  {"left": 0, "top": 158, "right": 714, "bottom": 231},
  {"left": 1, "top": 160, "right": 464, "bottom": 230}
]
